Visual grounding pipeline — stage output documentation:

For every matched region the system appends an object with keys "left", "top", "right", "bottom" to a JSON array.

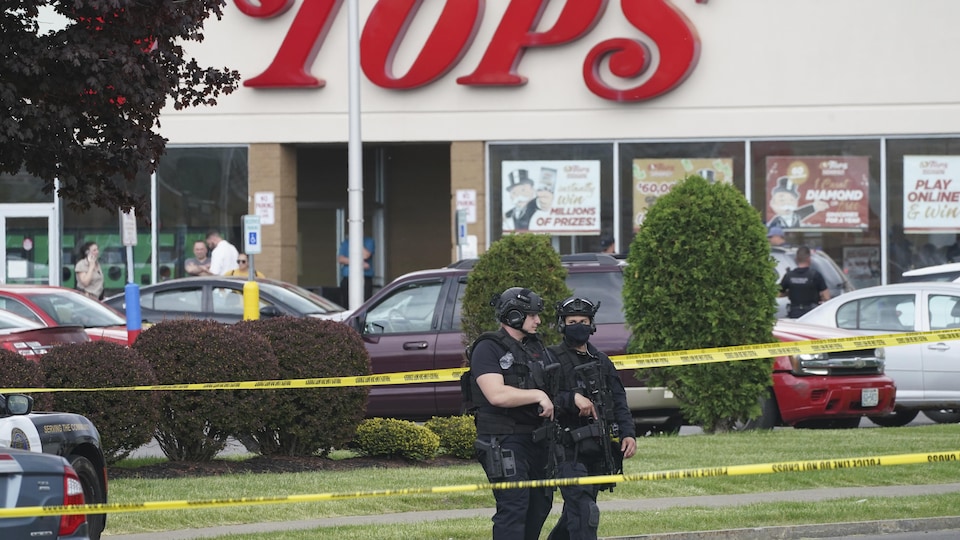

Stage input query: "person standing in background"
[
  {"left": 184, "top": 240, "right": 212, "bottom": 276},
  {"left": 599, "top": 235, "right": 616, "bottom": 255},
  {"left": 206, "top": 230, "right": 239, "bottom": 276},
  {"left": 75, "top": 241, "right": 104, "bottom": 300},
  {"left": 779, "top": 246, "right": 830, "bottom": 318},
  {"left": 225, "top": 255, "right": 264, "bottom": 278},
  {"left": 767, "top": 226, "right": 787, "bottom": 247},
  {"left": 339, "top": 236, "right": 375, "bottom": 303}
]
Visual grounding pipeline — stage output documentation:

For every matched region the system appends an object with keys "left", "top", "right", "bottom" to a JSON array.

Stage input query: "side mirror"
[
  {"left": 260, "top": 305, "right": 284, "bottom": 319},
  {"left": 4, "top": 394, "right": 34, "bottom": 415}
]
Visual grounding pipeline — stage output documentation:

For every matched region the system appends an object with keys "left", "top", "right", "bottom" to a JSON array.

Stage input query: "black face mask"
[{"left": 562, "top": 323, "right": 592, "bottom": 346}]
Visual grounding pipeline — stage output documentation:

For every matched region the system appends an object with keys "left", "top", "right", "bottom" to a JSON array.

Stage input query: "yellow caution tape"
[
  {"left": 4, "top": 329, "right": 959, "bottom": 394},
  {"left": 0, "top": 449, "right": 956, "bottom": 518}
]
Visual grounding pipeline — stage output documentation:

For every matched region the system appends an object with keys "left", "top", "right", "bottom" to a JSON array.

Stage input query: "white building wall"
[{"left": 161, "top": 0, "right": 960, "bottom": 144}]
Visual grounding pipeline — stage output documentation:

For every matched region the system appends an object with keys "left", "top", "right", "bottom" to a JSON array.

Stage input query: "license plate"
[{"left": 861, "top": 388, "right": 879, "bottom": 407}]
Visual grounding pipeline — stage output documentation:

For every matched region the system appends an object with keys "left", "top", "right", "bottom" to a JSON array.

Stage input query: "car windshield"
[
  {"left": 260, "top": 281, "right": 345, "bottom": 314},
  {"left": 566, "top": 271, "right": 625, "bottom": 324},
  {"left": 24, "top": 291, "right": 126, "bottom": 327}
]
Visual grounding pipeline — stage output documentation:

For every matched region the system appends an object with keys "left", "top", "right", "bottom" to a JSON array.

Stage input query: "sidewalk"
[{"left": 106, "top": 482, "right": 960, "bottom": 539}]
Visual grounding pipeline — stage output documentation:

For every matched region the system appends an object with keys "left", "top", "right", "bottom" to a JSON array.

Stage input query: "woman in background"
[{"left": 75, "top": 241, "right": 104, "bottom": 300}]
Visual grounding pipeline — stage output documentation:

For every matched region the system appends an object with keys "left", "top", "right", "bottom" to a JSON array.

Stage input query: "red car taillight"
[{"left": 59, "top": 465, "right": 86, "bottom": 536}]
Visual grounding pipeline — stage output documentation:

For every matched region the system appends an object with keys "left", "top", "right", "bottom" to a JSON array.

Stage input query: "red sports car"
[{"left": 0, "top": 286, "right": 129, "bottom": 345}]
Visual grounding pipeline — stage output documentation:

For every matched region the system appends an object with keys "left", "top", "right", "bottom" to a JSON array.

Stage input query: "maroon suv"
[{"left": 343, "top": 254, "right": 683, "bottom": 434}]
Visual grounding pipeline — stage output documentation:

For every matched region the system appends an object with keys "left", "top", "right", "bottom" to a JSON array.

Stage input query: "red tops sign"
[{"left": 235, "top": 0, "right": 703, "bottom": 102}]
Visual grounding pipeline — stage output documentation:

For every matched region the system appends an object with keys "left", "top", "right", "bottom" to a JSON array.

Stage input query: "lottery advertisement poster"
[
  {"left": 501, "top": 160, "right": 601, "bottom": 235},
  {"left": 632, "top": 158, "right": 733, "bottom": 230},
  {"left": 765, "top": 156, "right": 870, "bottom": 231}
]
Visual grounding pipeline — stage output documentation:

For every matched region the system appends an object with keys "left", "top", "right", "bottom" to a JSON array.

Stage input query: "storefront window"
[
  {"left": 618, "top": 141, "right": 746, "bottom": 251},
  {"left": 750, "top": 140, "right": 882, "bottom": 288},
  {"left": 157, "top": 146, "right": 249, "bottom": 280},
  {"left": 60, "top": 172, "right": 152, "bottom": 295},
  {"left": 885, "top": 138, "right": 960, "bottom": 282},
  {"left": 0, "top": 170, "right": 55, "bottom": 203},
  {"left": 488, "top": 143, "right": 614, "bottom": 254}
]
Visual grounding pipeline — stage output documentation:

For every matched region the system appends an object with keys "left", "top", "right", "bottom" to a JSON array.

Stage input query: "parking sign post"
[
  {"left": 241, "top": 215, "right": 262, "bottom": 320},
  {"left": 120, "top": 208, "right": 141, "bottom": 344}
]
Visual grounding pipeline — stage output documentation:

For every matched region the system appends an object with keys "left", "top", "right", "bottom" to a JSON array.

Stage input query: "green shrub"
[
  {"left": 623, "top": 175, "right": 779, "bottom": 433},
  {"left": 460, "top": 233, "right": 571, "bottom": 347},
  {"left": 41, "top": 341, "right": 159, "bottom": 464},
  {"left": 133, "top": 320, "right": 280, "bottom": 461},
  {"left": 424, "top": 415, "right": 476, "bottom": 459},
  {"left": 0, "top": 350, "right": 52, "bottom": 410},
  {"left": 355, "top": 418, "right": 440, "bottom": 461},
  {"left": 234, "top": 317, "right": 370, "bottom": 457}
]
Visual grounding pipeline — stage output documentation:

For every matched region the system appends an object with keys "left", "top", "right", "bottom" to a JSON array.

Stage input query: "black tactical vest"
[{"left": 466, "top": 328, "right": 552, "bottom": 434}]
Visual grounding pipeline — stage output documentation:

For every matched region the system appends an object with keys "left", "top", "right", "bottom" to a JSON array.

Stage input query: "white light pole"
[{"left": 347, "top": 0, "right": 364, "bottom": 309}]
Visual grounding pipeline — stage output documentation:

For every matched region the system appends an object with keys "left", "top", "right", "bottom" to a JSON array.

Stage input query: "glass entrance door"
[{"left": 0, "top": 203, "right": 61, "bottom": 286}]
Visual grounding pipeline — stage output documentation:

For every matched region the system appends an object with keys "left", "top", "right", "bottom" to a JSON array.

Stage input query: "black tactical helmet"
[
  {"left": 493, "top": 287, "right": 544, "bottom": 329},
  {"left": 555, "top": 296, "right": 600, "bottom": 333}
]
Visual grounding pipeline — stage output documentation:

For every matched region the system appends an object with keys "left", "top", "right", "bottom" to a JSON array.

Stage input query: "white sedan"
[{"left": 798, "top": 282, "right": 960, "bottom": 426}]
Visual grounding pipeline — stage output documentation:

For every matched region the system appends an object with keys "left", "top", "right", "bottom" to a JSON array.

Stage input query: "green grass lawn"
[{"left": 104, "top": 424, "right": 960, "bottom": 538}]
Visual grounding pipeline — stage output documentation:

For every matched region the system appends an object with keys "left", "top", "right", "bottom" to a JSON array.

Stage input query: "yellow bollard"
[{"left": 243, "top": 280, "right": 260, "bottom": 320}]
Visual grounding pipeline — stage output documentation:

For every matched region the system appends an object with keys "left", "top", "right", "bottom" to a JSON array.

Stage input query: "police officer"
[
  {"left": 547, "top": 296, "right": 637, "bottom": 540},
  {"left": 779, "top": 246, "right": 830, "bottom": 318},
  {"left": 468, "top": 286, "right": 562, "bottom": 540}
]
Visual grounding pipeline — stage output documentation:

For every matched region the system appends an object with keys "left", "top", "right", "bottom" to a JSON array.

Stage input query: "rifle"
[
  {"left": 573, "top": 361, "right": 622, "bottom": 490},
  {"left": 532, "top": 362, "right": 564, "bottom": 482}
]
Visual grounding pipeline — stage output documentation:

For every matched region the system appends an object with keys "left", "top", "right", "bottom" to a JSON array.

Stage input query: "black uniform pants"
[
  {"left": 476, "top": 433, "right": 553, "bottom": 540},
  {"left": 547, "top": 459, "right": 600, "bottom": 540}
]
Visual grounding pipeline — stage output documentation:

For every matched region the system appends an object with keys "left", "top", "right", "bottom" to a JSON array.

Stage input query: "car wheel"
[
  {"left": 923, "top": 409, "right": 960, "bottom": 424},
  {"left": 868, "top": 409, "right": 920, "bottom": 427},
  {"left": 69, "top": 455, "right": 106, "bottom": 540},
  {"left": 733, "top": 392, "right": 779, "bottom": 431},
  {"left": 636, "top": 414, "right": 683, "bottom": 437}
]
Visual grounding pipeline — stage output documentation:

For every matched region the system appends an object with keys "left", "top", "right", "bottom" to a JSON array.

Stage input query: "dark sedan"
[{"left": 102, "top": 276, "right": 346, "bottom": 324}]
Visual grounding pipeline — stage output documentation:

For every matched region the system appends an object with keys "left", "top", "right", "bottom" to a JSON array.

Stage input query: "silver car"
[{"left": 798, "top": 282, "right": 960, "bottom": 426}]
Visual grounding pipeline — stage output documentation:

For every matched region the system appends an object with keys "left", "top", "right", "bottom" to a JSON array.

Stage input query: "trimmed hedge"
[
  {"left": 460, "top": 233, "right": 571, "bottom": 347},
  {"left": 355, "top": 418, "right": 440, "bottom": 461},
  {"left": 41, "top": 341, "right": 159, "bottom": 463},
  {"left": 623, "top": 175, "right": 778, "bottom": 433},
  {"left": 234, "top": 317, "right": 370, "bottom": 457},
  {"left": 0, "top": 350, "right": 52, "bottom": 411},
  {"left": 133, "top": 319, "right": 280, "bottom": 461},
  {"left": 424, "top": 415, "right": 476, "bottom": 459}
]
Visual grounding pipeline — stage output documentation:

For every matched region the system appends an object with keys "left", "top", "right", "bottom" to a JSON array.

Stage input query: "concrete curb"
[{"left": 105, "top": 483, "right": 960, "bottom": 539}]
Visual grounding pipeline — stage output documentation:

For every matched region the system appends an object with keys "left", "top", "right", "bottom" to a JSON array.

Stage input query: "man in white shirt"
[{"left": 206, "top": 230, "right": 240, "bottom": 276}]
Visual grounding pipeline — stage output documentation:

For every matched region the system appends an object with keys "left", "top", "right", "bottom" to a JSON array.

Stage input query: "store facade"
[{"left": 3, "top": 0, "right": 960, "bottom": 299}]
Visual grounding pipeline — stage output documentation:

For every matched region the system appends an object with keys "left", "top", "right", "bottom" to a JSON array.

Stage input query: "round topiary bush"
[
  {"left": 234, "top": 317, "right": 370, "bottom": 457},
  {"left": 133, "top": 319, "right": 280, "bottom": 461},
  {"left": 623, "top": 175, "right": 779, "bottom": 433},
  {"left": 460, "top": 233, "right": 571, "bottom": 347},
  {"left": 0, "top": 350, "right": 52, "bottom": 411},
  {"left": 41, "top": 341, "right": 159, "bottom": 464},
  {"left": 355, "top": 417, "right": 440, "bottom": 461},
  {"left": 424, "top": 415, "right": 476, "bottom": 459}
]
